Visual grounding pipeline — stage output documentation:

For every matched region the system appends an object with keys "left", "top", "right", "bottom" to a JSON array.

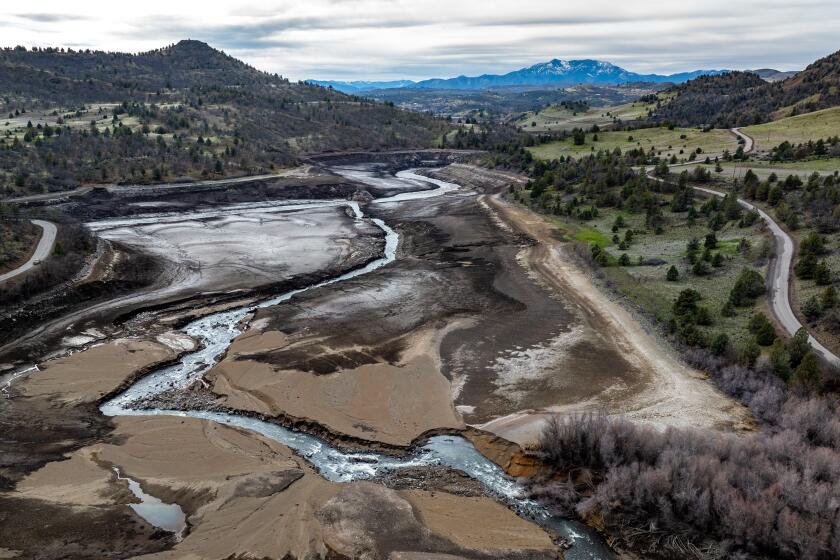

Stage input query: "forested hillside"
[
  {"left": 0, "top": 41, "right": 449, "bottom": 197},
  {"left": 0, "top": 40, "right": 287, "bottom": 105},
  {"left": 655, "top": 49, "right": 840, "bottom": 127}
]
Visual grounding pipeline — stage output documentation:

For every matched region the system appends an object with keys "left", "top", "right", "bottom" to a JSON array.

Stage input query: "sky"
[{"left": 1, "top": 1, "right": 837, "bottom": 81}]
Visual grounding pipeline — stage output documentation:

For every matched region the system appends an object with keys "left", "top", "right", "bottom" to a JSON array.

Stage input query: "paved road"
[
  {"left": 3, "top": 173, "right": 287, "bottom": 205},
  {"left": 695, "top": 186, "right": 839, "bottom": 368},
  {"left": 0, "top": 220, "right": 57, "bottom": 283},
  {"left": 653, "top": 127, "right": 840, "bottom": 368}
]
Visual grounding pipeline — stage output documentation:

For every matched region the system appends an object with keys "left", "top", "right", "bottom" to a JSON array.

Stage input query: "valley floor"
[{"left": 0, "top": 158, "right": 747, "bottom": 559}]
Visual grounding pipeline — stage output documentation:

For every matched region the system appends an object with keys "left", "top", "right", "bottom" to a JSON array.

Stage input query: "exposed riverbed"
[{"left": 98, "top": 168, "right": 612, "bottom": 559}]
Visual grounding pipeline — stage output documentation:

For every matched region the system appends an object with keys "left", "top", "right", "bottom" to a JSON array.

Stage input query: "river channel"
[{"left": 97, "top": 168, "right": 613, "bottom": 560}]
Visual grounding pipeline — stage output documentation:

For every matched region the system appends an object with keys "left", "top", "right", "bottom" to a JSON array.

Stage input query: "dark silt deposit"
[{"left": 2, "top": 162, "right": 618, "bottom": 559}]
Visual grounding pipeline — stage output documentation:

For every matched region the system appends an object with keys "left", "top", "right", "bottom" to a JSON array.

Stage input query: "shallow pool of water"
[{"left": 114, "top": 467, "right": 186, "bottom": 536}]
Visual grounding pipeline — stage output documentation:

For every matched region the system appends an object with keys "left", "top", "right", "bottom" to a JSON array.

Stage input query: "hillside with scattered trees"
[
  {"left": 654, "top": 49, "right": 840, "bottom": 127},
  {"left": 0, "top": 41, "right": 450, "bottom": 197}
]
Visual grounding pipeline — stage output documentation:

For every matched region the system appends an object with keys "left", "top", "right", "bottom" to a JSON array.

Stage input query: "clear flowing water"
[{"left": 99, "top": 168, "right": 612, "bottom": 559}]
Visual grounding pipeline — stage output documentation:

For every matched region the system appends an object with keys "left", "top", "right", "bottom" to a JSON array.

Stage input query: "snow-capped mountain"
[
  {"left": 309, "top": 59, "right": 727, "bottom": 93},
  {"left": 413, "top": 59, "right": 726, "bottom": 89}
]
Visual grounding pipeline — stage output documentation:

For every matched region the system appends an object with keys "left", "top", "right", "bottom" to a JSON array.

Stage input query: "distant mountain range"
[
  {"left": 309, "top": 59, "right": 730, "bottom": 93},
  {"left": 308, "top": 80, "right": 417, "bottom": 93}
]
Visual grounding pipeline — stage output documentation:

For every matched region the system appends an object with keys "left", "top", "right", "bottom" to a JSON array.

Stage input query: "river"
[{"left": 99, "top": 168, "right": 613, "bottom": 560}]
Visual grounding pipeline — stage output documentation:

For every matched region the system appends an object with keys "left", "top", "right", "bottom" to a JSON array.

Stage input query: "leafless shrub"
[{"left": 535, "top": 410, "right": 840, "bottom": 559}]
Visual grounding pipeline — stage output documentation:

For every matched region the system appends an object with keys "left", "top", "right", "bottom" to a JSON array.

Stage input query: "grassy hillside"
[
  {"left": 653, "top": 71, "right": 769, "bottom": 127},
  {"left": 0, "top": 41, "right": 450, "bottom": 198},
  {"left": 510, "top": 150, "right": 775, "bottom": 360},
  {"left": 0, "top": 41, "right": 289, "bottom": 107},
  {"left": 537, "top": 199, "right": 769, "bottom": 349},
  {"left": 743, "top": 106, "right": 840, "bottom": 151},
  {"left": 527, "top": 126, "right": 737, "bottom": 162},
  {"left": 494, "top": 132, "right": 839, "bottom": 560},
  {"left": 0, "top": 211, "right": 37, "bottom": 272},
  {"left": 517, "top": 95, "right": 667, "bottom": 132},
  {"left": 694, "top": 161, "right": 840, "bottom": 182}
]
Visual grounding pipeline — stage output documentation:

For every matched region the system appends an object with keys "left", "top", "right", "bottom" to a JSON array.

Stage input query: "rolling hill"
[
  {"left": 751, "top": 68, "right": 799, "bottom": 82},
  {"left": 309, "top": 80, "right": 416, "bottom": 94},
  {"left": 654, "top": 49, "right": 840, "bottom": 127}
]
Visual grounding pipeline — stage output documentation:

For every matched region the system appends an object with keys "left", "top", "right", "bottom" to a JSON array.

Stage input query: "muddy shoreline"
[
  {"left": 0, "top": 159, "right": 651, "bottom": 559},
  {"left": 1, "top": 162, "right": 568, "bottom": 560}
]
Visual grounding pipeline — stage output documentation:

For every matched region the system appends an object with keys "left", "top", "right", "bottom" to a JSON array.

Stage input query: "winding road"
[
  {"left": 0, "top": 220, "right": 57, "bottom": 284},
  {"left": 654, "top": 128, "right": 840, "bottom": 368},
  {"left": 696, "top": 186, "right": 839, "bottom": 367},
  {"left": 731, "top": 127, "right": 754, "bottom": 153}
]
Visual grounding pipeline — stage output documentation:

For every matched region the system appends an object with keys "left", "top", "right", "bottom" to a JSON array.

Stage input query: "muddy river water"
[{"left": 98, "top": 169, "right": 613, "bottom": 559}]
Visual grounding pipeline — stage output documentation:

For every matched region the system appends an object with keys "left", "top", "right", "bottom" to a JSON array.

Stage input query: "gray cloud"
[
  {"left": 15, "top": 13, "right": 88, "bottom": 23},
  {"left": 3, "top": 1, "right": 838, "bottom": 81},
  {"left": 123, "top": 13, "right": 432, "bottom": 52}
]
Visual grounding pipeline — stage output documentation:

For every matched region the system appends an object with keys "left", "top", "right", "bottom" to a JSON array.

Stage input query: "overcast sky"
[{"left": 1, "top": 1, "right": 837, "bottom": 81}]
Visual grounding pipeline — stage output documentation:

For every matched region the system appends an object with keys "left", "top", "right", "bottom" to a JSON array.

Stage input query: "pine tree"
[
  {"left": 788, "top": 328, "right": 811, "bottom": 367},
  {"left": 769, "top": 338, "right": 792, "bottom": 379},
  {"left": 791, "top": 352, "right": 822, "bottom": 388},
  {"left": 710, "top": 333, "right": 729, "bottom": 356},
  {"left": 822, "top": 286, "right": 837, "bottom": 309}
]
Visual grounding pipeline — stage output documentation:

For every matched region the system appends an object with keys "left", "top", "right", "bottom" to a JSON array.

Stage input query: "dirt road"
[
  {"left": 0, "top": 220, "right": 56, "bottom": 284},
  {"left": 3, "top": 173, "right": 287, "bottom": 205},
  {"left": 731, "top": 127, "right": 754, "bottom": 153}
]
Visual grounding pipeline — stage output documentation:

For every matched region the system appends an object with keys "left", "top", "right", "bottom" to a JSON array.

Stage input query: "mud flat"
[
  {"left": 1, "top": 164, "right": 569, "bottom": 559},
  {"left": 200, "top": 163, "right": 745, "bottom": 452},
  {"left": 89, "top": 203, "right": 384, "bottom": 299},
  {"left": 0, "top": 201, "right": 384, "bottom": 367},
  {"left": 427, "top": 165, "right": 749, "bottom": 444},
  {"left": 209, "top": 322, "right": 465, "bottom": 445},
  {"left": 5, "top": 383, "right": 556, "bottom": 559},
  {"left": 0, "top": 338, "right": 189, "bottom": 558}
]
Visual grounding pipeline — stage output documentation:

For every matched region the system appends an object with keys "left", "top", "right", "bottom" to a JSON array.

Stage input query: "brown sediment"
[
  {"left": 7, "top": 414, "right": 559, "bottom": 560},
  {"left": 0, "top": 342, "right": 195, "bottom": 559},
  {"left": 317, "top": 482, "right": 556, "bottom": 559},
  {"left": 206, "top": 323, "right": 465, "bottom": 447},
  {"left": 0, "top": 338, "right": 185, "bottom": 489},
  {"left": 186, "top": 165, "right": 740, "bottom": 452},
  {"left": 19, "top": 338, "right": 178, "bottom": 405},
  {"left": 461, "top": 427, "right": 549, "bottom": 478},
  {"left": 1, "top": 161, "right": 578, "bottom": 559},
  {"left": 0, "top": 494, "right": 175, "bottom": 559},
  {"left": 403, "top": 490, "right": 555, "bottom": 551}
]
